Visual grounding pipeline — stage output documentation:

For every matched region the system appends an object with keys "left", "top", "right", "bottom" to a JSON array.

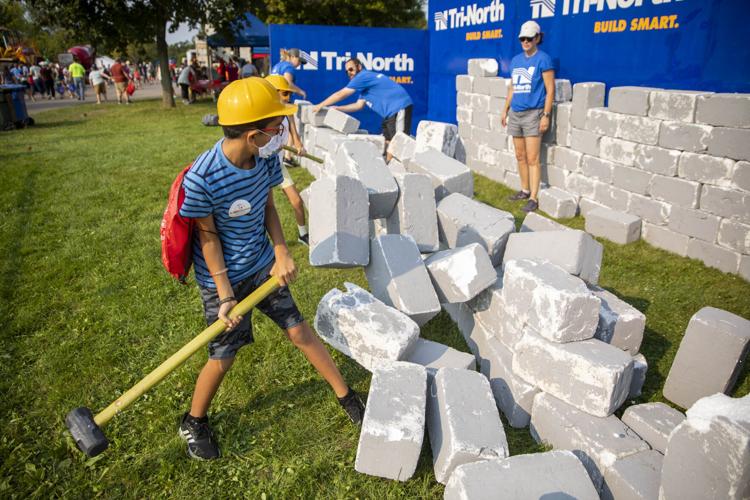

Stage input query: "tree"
[
  {"left": 27, "top": 0, "right": 258, "bottom": 108},
  {"left": 256, "top": 0, "right": 426, "bottom": 29}
]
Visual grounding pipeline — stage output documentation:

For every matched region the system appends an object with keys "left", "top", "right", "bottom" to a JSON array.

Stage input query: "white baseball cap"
[{"left": 519, "top": 20, "right": 541, "bottom": 39}]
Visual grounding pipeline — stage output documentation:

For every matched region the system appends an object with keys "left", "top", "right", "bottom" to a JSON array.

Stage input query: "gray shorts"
[
  {"left": 507, "top": 108, "right": 544, "bottom": 137},
  {"left": 199, "top": 261, "right": 304, "bottom": 359}
]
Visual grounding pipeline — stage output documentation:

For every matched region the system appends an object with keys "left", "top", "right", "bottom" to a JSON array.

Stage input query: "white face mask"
[{"left": 256, "top": 132, "right": 284, "bottom": 158}]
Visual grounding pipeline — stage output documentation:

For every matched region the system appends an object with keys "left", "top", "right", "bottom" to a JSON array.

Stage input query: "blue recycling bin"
[{"left": 0, "top": 84, "right": 29, "bottom": 129}]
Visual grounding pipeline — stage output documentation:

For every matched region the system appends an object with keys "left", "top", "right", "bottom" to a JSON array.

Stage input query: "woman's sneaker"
[
  {"left": 298, "top": 233, "right": 309, "bottom": 247},
  {"left": 508, "top": 190, "right": 530, "bottom": 201},
  {"left": 337, "top": 387, "right": 366, "bottom": 424},
  {"left": 179, "top": 412, "right": 221, "bottom": 460},
  {"left": 521, "top": 199, "right": 539, "bottom": 213}
]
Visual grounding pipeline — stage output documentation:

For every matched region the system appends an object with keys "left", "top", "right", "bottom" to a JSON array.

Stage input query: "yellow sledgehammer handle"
[
  {"left": 94, "top": 276, "right": 280, "bottom": 427},
  {"left": 281, "top": 145, "right": 324, "bottom": 164}
]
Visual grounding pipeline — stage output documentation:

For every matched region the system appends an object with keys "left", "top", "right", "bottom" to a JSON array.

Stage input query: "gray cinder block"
[
  {"left": 538, "top": 187, "right": 579, "bottom": 218},
  {"left": 658, "top": 121, "right": 712, "bottom": 152},
  {"left": 473, "top": 76, "right": 507, "bottom": 97},
  {"left": 630, "top": 353, "right": 648, "bottom": 399},
  {"left": 600, "top": 136, "right": 637, "bottom": 167},
  {"left": 467, "top": 58, "right": 499, "bottom": 77},
  {"left": 502, "top": 259, "right": 600, "bottom": 343},
  {"left": 386, "top": 172, "right": 439, "bottom": 253},
  {"left": 696, "top": 93, "right": 750, "bottom": 128},
  {"left": 347, "top": 132, "right": 386, "bottom": 154},
  {"left": 301, "top": 105, "right": 328, "bottom": 126},
  {"left": 388, "top": 157, "right": 407, "bottom": 173},
  {"left": 663, "top": 306, "right": 750, "bottom": 409},
  {"left": 424, "top": 243, "right": 497, "bottom": 304},
  {"left": 699, "top": 184, "right": 750, "bottom": 223},
  {"left": 571, "top": 128, "right": 602, "bottom": 156},
  {"left": 649, "top": 90, "right": 712, "bottom": 122},
  {"left": 633, "top": 143, "right": 681, "bottom": 176},
  {"left": 555, "top": 79, "right": 573, "bottom": 102},
  {"left": 354, "top": 361, "right": 427, "bottom": 481},
  {"left": 678, "top": 151, "right": 735, "bottom": 185},
  {"left": 628, "top": 194, "right": 671, "bottom": 226},
  {"left": 668, "top": 206, "right": 721, "bottom": 242},
  {"left": 365, "top": 234, "right": 441, "bottom": 327},
  {"left": 707, "top": 126, "right": 750, "bottom": 161},
  {"left": 718, "top": 218, "right": 750, "bottom": 254},
  {"left": 581, "top": 155, "right": 615, "bottom": 183},
  {"left": 579, "top": 197, "right": 609, "bottom": 217},
  {"left": 589, "top": 286, "right": 646, "bottom": 355},
  {"left": 503, "top": 229, "right": 604, "bottom": 285},
  {"left": 455, "top": 74, "right": 474, "bottom": 93},
  {"left": 445, "top": 451, "right": 599, "bottom": 500},
  {"left": 405, "top": 148, "right": 473, "bottom": 201},
  {"left": 309, "top": 175, "right": 369, "bottom": 268},
  {"left": 659, "top": 393, "right": 750, "bottom": 500},
  {"left": 323, "top": 107, "right": 360, "bottom": 134},
  {"left": 617, "top": 114, "right": 662, "bottom": 145},
  {"left": 608, "top": 86, "right": 657, "bottom": 116},
  {"left": 642, "top": 222, "right": 690, "bottom": 257},
  {"left": 427, "top": 368, "right": 508, "bottom": 484},
  {"left": 601, "top": 450, "right": 663, "bottom": 500},
  {"left": 565, "top": 173, "right": 597, "bottom": 198},
  {"left": 622, "top": 402, "right": 685, "bottom": 454},
  {"left": 585, "top": 107, "right": 621, "bottom": 137},
  {"left": 513, "top": 330, "right": 634, "bottom": 417},
  {"left": 556, "top": 102, "right": 573, "bottom": 146},
  {"left": 572, "top": 82, "right": 606, "bottom": 129},
  {"left": 520, "top": 211, "right": 570, "bottom": 232},
  {"left": 335, "top": 141, "right": 399, "bottom": 219},
  {"left": 436, "top": 193, "right": 515, "bottom": 267},
  {"left": 314, "top": 283, "right": 419, "bottom": 370},
  {"left": 689, "top": 239, "right": 741, "bottom": 274},
  {"left": 585, "top": 207, "right": 642, "bottom": 245},
  {"left": 416, "top": 120, "right": 459, "bottom": 157},
  {"left": 315, "top": 127, "right": 347, "bottom": 153},
  {"left": 650, "top": 175, "right": 700, "bottom": 209},
  {"left": 530, "top": 392, "right": 650, "bottom": 491},
  {"left": 480, "top": 332, "right": 540, "bottom": 428},
  {"left": 403, "top": 338, "right": 475, "bottom": 380},
  {"left": 593, "top": 183, "right": 632, "bottom": 213},
  {"left": 387, "top": 131, "right": 417, "bottom": 162}
]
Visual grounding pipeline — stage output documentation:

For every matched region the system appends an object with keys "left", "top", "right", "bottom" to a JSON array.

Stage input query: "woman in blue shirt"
[{"left": 501, "top": 20, "right": 555, "bottom": 213}]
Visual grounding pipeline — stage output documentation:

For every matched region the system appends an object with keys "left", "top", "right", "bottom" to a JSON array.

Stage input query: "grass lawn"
[{"left": 0, "top": 98, "right": 748, "bottom": 498}]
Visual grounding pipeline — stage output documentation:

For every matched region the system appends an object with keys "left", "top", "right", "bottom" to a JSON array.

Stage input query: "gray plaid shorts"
[
  {"left": 507, "top": 108, "right": 544, "bottom": 137},
  {"left": 199, "top": 261, "right": 304, "bottom": 359}
]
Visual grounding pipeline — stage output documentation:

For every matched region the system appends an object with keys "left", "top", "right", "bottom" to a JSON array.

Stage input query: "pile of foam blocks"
[
  {"left": 456, "top": 58, "right": 749, "bottom": 280},
  {"left": 290, "top": 81, "right": 750, "bottom": 499}
]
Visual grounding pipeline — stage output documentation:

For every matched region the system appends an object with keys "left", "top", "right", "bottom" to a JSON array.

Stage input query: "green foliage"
[
  {"left": 257, "top": 0, "right": 427, "bottom": 29},
  {"left": 0, "top": 99, "right": 747, "bottom": 497}
]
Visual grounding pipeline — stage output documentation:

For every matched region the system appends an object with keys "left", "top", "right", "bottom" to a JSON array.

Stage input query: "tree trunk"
[{"left": 155, "top": 18, "right": 174, "bottom": 108}]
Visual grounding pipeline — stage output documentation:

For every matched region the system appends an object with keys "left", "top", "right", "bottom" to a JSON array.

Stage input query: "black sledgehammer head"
[{"left": 66, "top": 407, "right": 109, "bottom": 457}]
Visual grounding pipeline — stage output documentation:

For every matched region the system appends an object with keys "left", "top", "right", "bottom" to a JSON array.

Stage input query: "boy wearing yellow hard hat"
[
  {"left": 178, "top": 77, "right": 364, "bottom": 460},
  {"left": 264, "top": 74, "right": 309, "bottom": 246}
]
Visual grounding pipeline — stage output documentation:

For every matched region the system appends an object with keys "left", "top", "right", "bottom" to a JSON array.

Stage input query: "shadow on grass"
[{"left": 29, "top": 119, "right": 86, "bottom": 129}]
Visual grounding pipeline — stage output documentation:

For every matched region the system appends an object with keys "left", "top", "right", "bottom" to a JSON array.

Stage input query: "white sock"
[{"left": 298, "top": 225, "right": 308, "bottom": 237}]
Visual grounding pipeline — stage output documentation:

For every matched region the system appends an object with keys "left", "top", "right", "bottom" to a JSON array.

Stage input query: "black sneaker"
[
  {"left": 298, "top": 233, "right": 309, "bottom": 247},
  {"left": 508, "top": 190, "right": 531, "bottom": 201},
  {"left": 521, "top": 199, "right": 539, "bottom": 213},
  {"left": 338, "top": 387, "right": 366, "bottom": 425},
  {"left": 179, "top": 412, "right": 221, "bottom": 460},
  {"left": 284, "top": 157, "right": 301, "bottom": 168}
]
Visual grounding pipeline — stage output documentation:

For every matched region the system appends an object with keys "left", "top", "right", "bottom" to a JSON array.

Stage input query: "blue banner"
[
  {"left": 428, "top": 0, "right": 750, "bottom": 124},
  {"left": 269, "top": 24, "right": 429, "bottom": 134}
]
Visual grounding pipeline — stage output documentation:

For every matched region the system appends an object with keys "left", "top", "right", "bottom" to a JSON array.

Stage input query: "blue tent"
[{"left": 207, "top": 12, "right": 268, "bottom": 47}]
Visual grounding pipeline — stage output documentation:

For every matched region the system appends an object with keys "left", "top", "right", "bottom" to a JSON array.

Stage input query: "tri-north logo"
[
  {"left": 433, "top": 0, "right": 505, "bottom": 31},
  {"left": 301, "top": 51, "right": 414, "bottom": 72},
  {"left": 531, "top": 0, "right": 685, "bottom": 19},
  {"left": 511, "top": 66, "right": 535, "bottom": 93}
]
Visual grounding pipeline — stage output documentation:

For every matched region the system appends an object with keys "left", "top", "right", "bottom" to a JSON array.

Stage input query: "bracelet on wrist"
[
  {"left": 218, "top": 296, "right": 236, "bottom": 305},
  {"left": 210, "top": 268, "right": 228, "bottom": 277}
]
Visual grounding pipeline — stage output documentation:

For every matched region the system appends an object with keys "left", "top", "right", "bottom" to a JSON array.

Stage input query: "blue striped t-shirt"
[{"left": 179, "top": 139, "right": 283, "bottom": 288}]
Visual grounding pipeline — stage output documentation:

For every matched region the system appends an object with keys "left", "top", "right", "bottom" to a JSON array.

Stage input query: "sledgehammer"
[
  {"left": 66, "top": 276, "right": 280, "bottom": 457},
  {"left": 281, "top": 145, "right": 324, "bottom": 164}
]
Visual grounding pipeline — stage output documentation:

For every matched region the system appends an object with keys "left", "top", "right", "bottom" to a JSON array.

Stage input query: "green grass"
[{"left": 0, "top": 98, "right": 748, "bottom": 498}]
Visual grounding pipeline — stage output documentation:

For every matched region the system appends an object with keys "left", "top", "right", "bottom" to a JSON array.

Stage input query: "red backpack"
[{"left": 160, "top": 164, "right": 195, "bottom": 283}]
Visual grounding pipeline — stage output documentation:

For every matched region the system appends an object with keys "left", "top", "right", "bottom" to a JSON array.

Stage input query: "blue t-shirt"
[
  {"left": 509, "top": 50, "right": 554, "bottom": 112},
  {"left": 271, "top": 61, "right": 295, "bottom": 78},
  {"left": 179, "top": 139, "right": 283, "bottom": 288},
  {"left": 346, "top": 70, "right": 413, "bottom": 119}
]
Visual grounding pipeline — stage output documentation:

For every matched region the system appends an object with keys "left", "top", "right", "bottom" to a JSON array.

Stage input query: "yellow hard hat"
[
  {"left": 217, "top": 77, "right": 297, "bottom": 126},
  {"left": 264, "top": 74, "right": 293, "bottom": 92}
]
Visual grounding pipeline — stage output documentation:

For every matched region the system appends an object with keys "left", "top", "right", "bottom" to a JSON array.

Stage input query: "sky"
[{"left": 165, "top": 2, "right": 429, "bottom": 44}]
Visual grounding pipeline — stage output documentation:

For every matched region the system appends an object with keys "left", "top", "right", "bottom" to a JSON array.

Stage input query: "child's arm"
[
  {"left": 264, "top": 194, "right": 297, "bottom": 287},
  {"left": 196, "top": 214, "right": 243, "bottom": 330}
]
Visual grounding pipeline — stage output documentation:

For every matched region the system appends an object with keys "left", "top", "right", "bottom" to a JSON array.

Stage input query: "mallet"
[
  {"left": 281, "top": 145, "right": 324, "bottom": 164},
  {"left": 66, "top": 276, "right": 280, "bottom": 457}
]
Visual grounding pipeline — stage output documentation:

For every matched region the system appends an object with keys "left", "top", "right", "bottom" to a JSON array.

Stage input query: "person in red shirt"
[
  {"left": 226, "top": 59, "right": 239, "bottom": 82},
  {"left": 110, "top": 58, "right": 132, "bottom": 104}
]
